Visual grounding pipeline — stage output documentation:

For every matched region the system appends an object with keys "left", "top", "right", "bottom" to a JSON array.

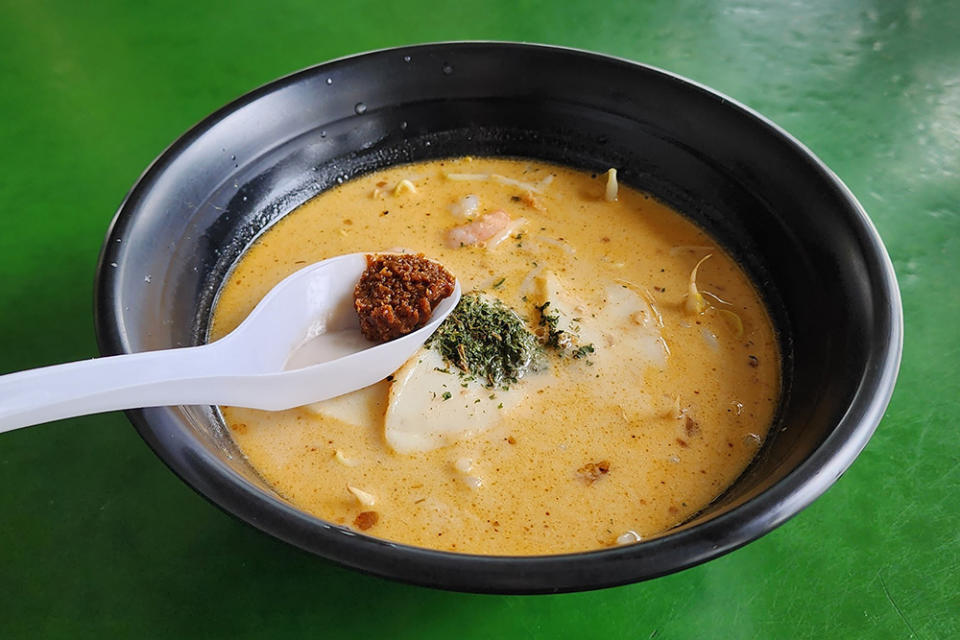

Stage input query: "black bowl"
[{"left": 94, "top": 42, "right": 902, "bottom": 594}]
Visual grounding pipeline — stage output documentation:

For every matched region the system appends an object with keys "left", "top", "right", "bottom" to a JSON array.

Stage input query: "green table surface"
[{"left": 1, "top": 0, "right": 957, "bottom": 637}]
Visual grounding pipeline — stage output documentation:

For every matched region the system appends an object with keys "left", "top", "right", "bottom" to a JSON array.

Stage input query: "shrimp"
[{"left": 445, "top": 210, "right": 511, "bottom": 248}]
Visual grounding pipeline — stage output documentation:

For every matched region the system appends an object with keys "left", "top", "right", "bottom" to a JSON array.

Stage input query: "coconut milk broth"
[{"left": 209, "top": 157, "right": 779, "bottom": 555}]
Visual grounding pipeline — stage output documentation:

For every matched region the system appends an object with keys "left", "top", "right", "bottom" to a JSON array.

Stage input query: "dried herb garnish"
[
  {"left": 535, "top": 301, "right": 565, "bottom": 348},
  {"left": 536, "top": 300, "right": 597, "bottom": 361},
  {"left": 426, "top": 293, "right": 543, "bottom": 389},
  {"left": 572, "top": 344, "right": 595, "bottom": 359}
]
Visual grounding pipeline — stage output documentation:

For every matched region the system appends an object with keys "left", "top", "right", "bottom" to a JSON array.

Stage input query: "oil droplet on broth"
[{"left": 442, "top": 63, "right": 454, "bottom": 75}]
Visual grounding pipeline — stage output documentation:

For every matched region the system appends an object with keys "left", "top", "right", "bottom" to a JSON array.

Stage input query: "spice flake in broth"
[{"left": 209, "top": 157, "right": 780, "bottom": 555}]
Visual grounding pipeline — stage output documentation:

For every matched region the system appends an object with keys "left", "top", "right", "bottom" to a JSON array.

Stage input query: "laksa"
[{"left": 209, "top": 157, "right": 780, "bottom": 555}]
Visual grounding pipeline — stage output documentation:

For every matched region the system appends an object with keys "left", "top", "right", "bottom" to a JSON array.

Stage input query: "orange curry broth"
[{"left": 209, "top": 157, "right": 780, "bottom": 555}]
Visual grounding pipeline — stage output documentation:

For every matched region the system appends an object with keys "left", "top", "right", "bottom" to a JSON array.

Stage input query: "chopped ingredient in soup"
[
  {"left": 353, "top": 253, "right": 455, "bottom": 342},
  {"left": 425, "top": 293, "right": 543, "bottom": 389},
  {"left": 393, "top": 179, "right": 417, "bottom": 196},
  {"left": 347, "top": 485, "right": 377, "bottom": 506},
  {"left": 210, "top": 156, "right": 780, "bottom": 556},
  {"left": 616, "top": 530, "right": 642, "bottom": 545},
  {"left": 534, "top": 298, "right": 595, "bottom": 358},
  {"left": 577, "top": 460, "right": 611, "bottom": 484},
  {"left": 604, "top": 168, "right": 618, "bottom": 202},
  {"left": 354, "top": 511, "right": 379, "bottom": 530},
  {"left": 684, "top": 253, "right": 712, "bottom": 315}
]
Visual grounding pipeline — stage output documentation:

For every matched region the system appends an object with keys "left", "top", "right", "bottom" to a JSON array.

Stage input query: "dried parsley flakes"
[{"left": 426, "top": 293, "right": 543, "bottom": 389}]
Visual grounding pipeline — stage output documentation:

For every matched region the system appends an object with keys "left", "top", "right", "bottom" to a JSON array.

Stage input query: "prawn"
[{"left": 445, "top": 210, "right": 511, "bottom": 248}]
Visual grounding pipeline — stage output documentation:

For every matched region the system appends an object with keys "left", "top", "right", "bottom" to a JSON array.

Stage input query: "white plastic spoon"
[{"left": 0, "top": 252, "right": 461, "bottom": 433}]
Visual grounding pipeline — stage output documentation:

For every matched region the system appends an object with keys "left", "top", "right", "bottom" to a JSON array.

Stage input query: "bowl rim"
[{"left": 94, "top": 40, "right": 904, "bottom": 594}]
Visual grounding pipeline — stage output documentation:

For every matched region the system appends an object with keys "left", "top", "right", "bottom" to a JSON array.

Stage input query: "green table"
[{"left": 1, "top": 0, "right": 956, "bottom": 637}]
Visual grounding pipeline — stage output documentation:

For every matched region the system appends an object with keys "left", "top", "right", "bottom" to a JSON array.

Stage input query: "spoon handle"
[{"left": 0, "top": 343, "right": 233, "bottom": 433}]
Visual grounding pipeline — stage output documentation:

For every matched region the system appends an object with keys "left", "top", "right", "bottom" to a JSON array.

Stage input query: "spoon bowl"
[
  {"left": 216, "top": 252, "right": 462, "bottom": 408},
  {"left": 0, "top": 252, "right": 461, "bottom": 432}
]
